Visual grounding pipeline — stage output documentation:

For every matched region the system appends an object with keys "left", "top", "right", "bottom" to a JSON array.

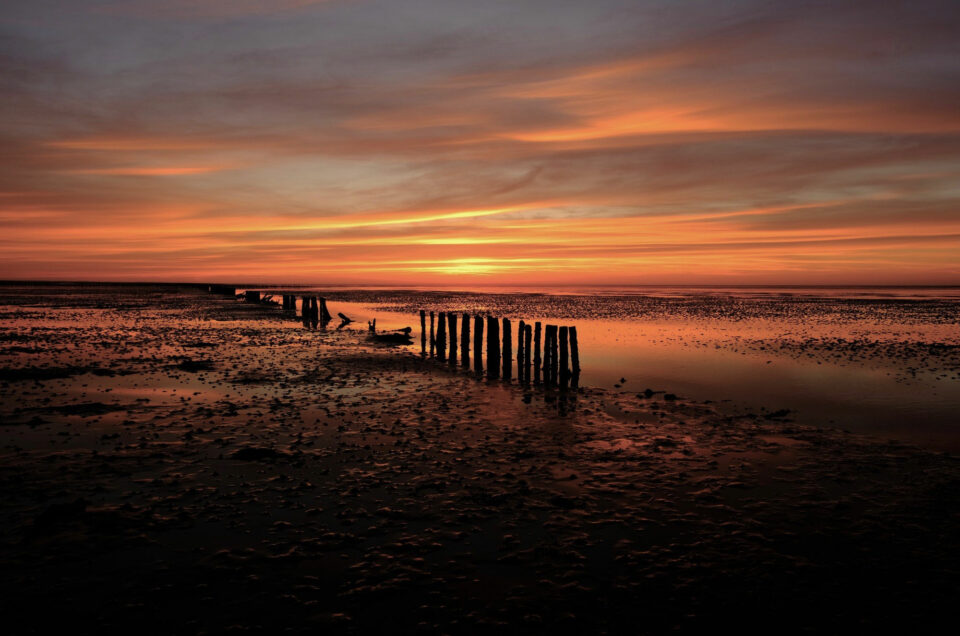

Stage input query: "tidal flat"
[{"left": 1, "top": 284, "right": 958, "bottom": 634}]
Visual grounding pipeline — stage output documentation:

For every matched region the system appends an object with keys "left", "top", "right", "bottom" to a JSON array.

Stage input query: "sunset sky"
[{"left": 2, "top": 0, "right": 959, "bottom": 285}]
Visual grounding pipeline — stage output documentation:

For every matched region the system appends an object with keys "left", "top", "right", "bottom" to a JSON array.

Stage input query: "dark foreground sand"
[{"left": 1, "top": 285, "right": 958, "bottom": 634}]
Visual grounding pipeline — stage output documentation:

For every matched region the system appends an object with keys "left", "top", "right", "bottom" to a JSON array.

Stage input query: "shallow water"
[{"left": 310, "top": 291, "right": 960, "bottom": 451}]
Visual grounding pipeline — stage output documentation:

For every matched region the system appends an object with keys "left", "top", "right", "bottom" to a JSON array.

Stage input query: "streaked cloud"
[{"left": 1, "top": 0, "right": 958, "bottom": 284}]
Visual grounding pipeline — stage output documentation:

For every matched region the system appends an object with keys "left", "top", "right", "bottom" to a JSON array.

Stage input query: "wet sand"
[{"left": 1, "top": 284, "right": 958, "bottom": 634}]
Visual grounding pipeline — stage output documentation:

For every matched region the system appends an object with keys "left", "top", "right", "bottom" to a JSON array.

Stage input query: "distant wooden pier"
[{"left": 210, "top": 286, "right": 581, "bottom": 390}]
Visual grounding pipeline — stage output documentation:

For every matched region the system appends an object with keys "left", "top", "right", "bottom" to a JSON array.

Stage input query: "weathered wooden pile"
[
  {"left": 211, "top": 287, "right": 582, "bottom": 390},
  {"left": 420, "top": 310, "right": 580, "bottom": 391}
]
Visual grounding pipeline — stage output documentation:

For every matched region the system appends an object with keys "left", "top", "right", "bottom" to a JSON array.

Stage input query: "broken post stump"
[
  {"left": 502, "top": 318, "right": 512, "bottom": 380},
  {"left": 420, "top": 310, "right": 426, "bottom": 354},
  {"left": 487, "top": 316, "right": 500, "bottom": 378},
  {"left": 517, "top": 320, "right": 525, "bottom": 383},
  {"left": 473, "top": 315, "right": 483, "bottom": 373},
  {"left": 545, "top": 324, "right": 558, "bottom": 387},
  {"left": 559, "top": 326, "right": 569, "bottom": 391},
  {"left": 245, "top": 290, "right": 260, "bottom": 303},
  {"left": 570, "top": 325, "right": 580, "bottom": 388},
  {"left": 461, "top": 313, "right": 470, "bottom": 368},
  {"left": 534, "top": 322, "right": 542, "bottom": 384},
  {"left": 524, "top": 323, "right": 533, "bottom": 384},
  {"left": 437, "top": 311, "right": 446, "bottom": 361},
  {"left": 447, "top": 312, "right": 457, "bottom": 366}
]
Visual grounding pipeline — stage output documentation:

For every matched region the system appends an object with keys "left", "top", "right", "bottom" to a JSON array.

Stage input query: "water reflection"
[{"left": 328, "top": 299, "right": 960, "bottom": 451}]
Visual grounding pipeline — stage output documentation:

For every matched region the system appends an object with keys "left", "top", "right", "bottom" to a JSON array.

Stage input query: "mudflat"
[{"left": 1, "top": 284, "right": 957, "bottom": 634}]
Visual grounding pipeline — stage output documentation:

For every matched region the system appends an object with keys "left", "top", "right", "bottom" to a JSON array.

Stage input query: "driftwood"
[{"left": 370, "top": 332, "right": 412, "bottom": 345}]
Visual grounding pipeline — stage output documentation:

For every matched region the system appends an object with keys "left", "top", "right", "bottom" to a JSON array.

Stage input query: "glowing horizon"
[{"left": 2, "top": 1, "right": 959, "bottom": 285}]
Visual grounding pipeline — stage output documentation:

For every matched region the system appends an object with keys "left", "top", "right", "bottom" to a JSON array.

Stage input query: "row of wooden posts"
[
  {"left": 237, "top": 288, "right": 334, "bottom": 327},
  {"left": 214, "top": 287, "right": 582, "bottom": 390},
  {"left": 419, "top": 310, "right": 580, "bottom": 390},
  {"left": 285, "top": 294, "right": 333, "bottom": 326}
]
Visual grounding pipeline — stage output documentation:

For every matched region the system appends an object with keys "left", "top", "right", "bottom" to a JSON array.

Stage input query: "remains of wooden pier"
[
  {"left": 209, "top": 286, "right": 581, "bottom": 391},
  {"left": 417, "top": 309, "right": 580, "bottom": 391}
]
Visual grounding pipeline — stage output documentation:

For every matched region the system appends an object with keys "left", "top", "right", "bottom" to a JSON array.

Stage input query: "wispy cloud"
[{"left": 1, "top": 0, "right": 959, "bottom": 283}]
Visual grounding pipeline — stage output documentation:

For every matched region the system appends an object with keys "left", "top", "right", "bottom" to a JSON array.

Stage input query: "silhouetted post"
[
  {"left": 524, "top": 324, "right": 533, "bottom": 384},
  {"left": 312, "top": 297, "right": 320, "bottom": 325},
  {"left": 487, "top": 316, "right": 500, "bottom": 378},
  {"left": 569, "top": 326, "right": 580, "bottom": 388},
  {"left": 517, "top": 320, "right": 526, "bottom": 383},
  {"left": 543, "top": 326, "right": 551, "bottom": 386},
  {"left": 319, "top": 298, "right": 332, "bottom": 323},
  {"left": 461, "top": 314, "right": 470, "bottom": 368},
  {"left": 437, "top": 311, "right": 447, "bottom": 361},
  {"left": 474, "top": 315, "right": 484, "bottom": 374},
  {"left": 559, "top": 326, "right": 569, "bottom": 391},
  {"left": 430, "top": 312, "right": 436, "bottom": 357},
  {"left": 447, "top": 312, "right": 457, "bottom": 366},
  {"left": 245, "top": 290, "right": 260, "bottom": 303},
  {"left": 301, "top": 296, "right": 309, "bottom": 325},
  {"left": 534, "top": 322, "right": 542, "bottom": 384},
  {"left": 545, "top": 325, "right": 558, "bottom": 387},
  {"left": 502, "top": 318, "right": 512, "bottom": 380},
  {"left": 420, "top": 310, "right": 426, "bottom": 354}
]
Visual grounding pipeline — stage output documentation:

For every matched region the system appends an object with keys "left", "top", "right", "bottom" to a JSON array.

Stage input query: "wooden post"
[
  {"left": 447, "top": 312, "right": 457, "bottom": 366},
  {"left": 430, "top": 312, "right": 436, "bottom": 357},
  {"left": 461, "top": 314, "right": 470, "bottom": 368},
  {"left": 486, "top": 316, "right": 500, "bottom": 378},
  {"left": 420, "top": 310, "right": 426, "bottom": 354},
  {"left": 517, "top": 320, "right": 525, "bottom": 383},
  {"left": 502, "top": 318, "right": 512, "bottom": 380},
  {"left": 473, "top": 315, "right": 483, "bottom": 374},
  {"left": 437, "top": 311, "right": 446, "bottom": 361},
  {"left": 545, "top": 325, "right": 558, "bottom": 387},
  {"left": 569, "top": 325, "right": 580, "bottom": 389},
  {"left": 311, "top": 297, "right": 319, "bottom": 326},
  {"left": 245, "top": 290, "right": 260, "bottom": 303},
  {"left": 524, "top": 324, "right": 533, "bottom": 384},
  {"left": 559, "top": 326, "right": 569, "bottom": 391},
  {"left": 534, "top": 322, "right": 542, "bottom": 384},
  {"left": 319, "top": 298, "right": 332, "bottom": 323},
  {"left": 301, "top": 296, "right": 309, "bottom": 325}
]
